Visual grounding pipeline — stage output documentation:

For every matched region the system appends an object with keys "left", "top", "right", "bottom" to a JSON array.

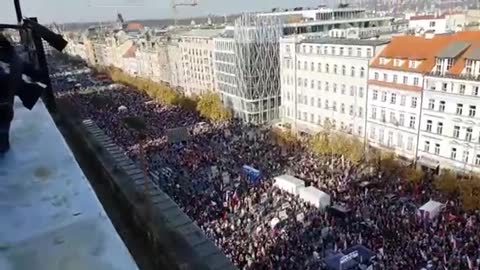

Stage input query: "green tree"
[
  {"left": 402, "top": 167, "right": 424, "bottom": 185},
  {"left": 434, "top": 169, "right": 459, "bottom": 195}
]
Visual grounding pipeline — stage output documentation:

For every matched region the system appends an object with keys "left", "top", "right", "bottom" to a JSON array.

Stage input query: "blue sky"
[{"left": 1, "top": 0, "right": 324, "bottom": 24}]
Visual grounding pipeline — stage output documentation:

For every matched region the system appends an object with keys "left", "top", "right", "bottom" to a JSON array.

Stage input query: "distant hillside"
[{"left": 61, "top": 14, "right": 241, "bottom": 31}]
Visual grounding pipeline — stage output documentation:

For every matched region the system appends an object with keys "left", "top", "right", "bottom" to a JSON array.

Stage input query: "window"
[
  {"left": 298, "top": 78, "right": 302, "bottom": 86},
  {"left": 391, "top": 93, "right": 397, "bottom": 104},
  {"left": 469, "top": 105, "right": 476, "bottom": 117},
  {"left": 451, "top": 148, "right": 457, "bottom": 160},
  {"left": 304, "top": 61, "right": 307, "bottom": 70},
  {"left": 428, "top": 99, "right": 435, "bottom": 110},
  {"left": 388, "top": 131, "right": 393, "bottom": 146},
  {"left": 309, "top": 46, "right": 313, "bottom": 54},
  {"left": 370, "top": 127, "right": 376, "bottom": 139},
  {"left": 381, "top": 92, "right": 387, "bottom": 102},
  {"left": 323, "top": 46, "right": 327, "bottom": 54},
  {"left": 357, "top": 48, "right": 361, "bottom": 56},
  {"left": 316, "top": 46, "right": 320, "bottom": 54},
  {"left": 374, "top": 72, "right": 379, "bottom": 80},
  {"left": 297, "top": 60, "right": 301, "bottom": 70},
  {"left": 311, "top": 80, "right": 315, "bottom": 89},
  {"left": 407, "top": 137, "right": 413, "bottom": 151},
  {"left": 397, "top": 133, "right": 404, "bottom": 148},
  {"left": 379, "top": 129, "right": 385, "bottom": 143},
  {"left": 424, "top": 141, "right": 430, "bottom": 152},
  {"left": 371, "top": 107, "right": 377, "bottom": 119},
  {"left": 286, "top": 45, "right": 290, "bottom": 53},
  {"left": 304, "top": 79, "right": 308, "bottom": 87},
  {"left": 456, "top": 104, "right": 463, "bottom": 115},
  {"left": 333, "top": 83, "right": 337, "bottom": 93},
  {"left": 400, "top": 95, "right": 406, "bottom": 106},
  {"left": 317, "top": 63, "right": 322, "bottom": 72},
  {"left": 334, "top": 64, "right": 338, "bottom": 74},
  {"left": 439, "top": 101, "right": 445, "bottom": 112},
  {"left": 325, "top": 99, "right": 329, "bottom": 108},
  {"left": 310, "top": 113, "right": 314, "bottom": 123},
  {"left": 466, "top": 127, "right": 473, "bottom": 142},
  {"left": 367, "top": 48, "right": 372, "bottom": 57},
  {"left": 358, "top": 107, "right": 363, "bottom": 118},
  {"left": 341, "top": 85, "right": 346, "bottom": 95},
  {"left": 390, "top": 112, "right": 396, "bottom": 123},
  {"left": 311, "top": 97, "right": 315, "bottom": 106},
  {"left": 393, "top": 75, "right": 398, "bottom": 83},
  {"left": 359, "top": 87, "right": 364, "bottom": 98},
  {"left": 325, "top": 82, "right": 329, "bottom": 91},
  {"left": 426, "top": 120, "right": 432, "bottom": 132},
  {"left": 350, "top": 86, "right": 355, "bottom": 96},
  {"left": 459, "top": 84, "right": 466, "bottom": 94},
  {"left": 311, "top": 62, "right": 315, "bottom": 71},
  {"left": 462, "top": 151, "right": 469, "bottom": 163},
  {"left": 332, "top": 101, "right": 337, "bottom": 111},
  {"left": 476, "top": 154, "right": 480, "bottom": 166},
  {"left": 341, "top": 103, "right": 345, "bottom": 114},
  {"left": 342, "top": 65, "right": 346, "bottom": 75},
  {"left": 474, "top": 86, "right": 479, "bottom": 96},
  {"left": 303, "top": 112, "right": 307, "bottom": 121},
  {"left": 332, "top": 47, "right": 336, "bottom": 55},
  {"left": 381, "top": 109, "right": 386, "bottom": 122},
  {"left": 349, "top": 105, "right": 354, "bottom": 116},
  {"left": 360, "top": 67, "right": 365, "bottom": 78},
  {"left": 409, "top": 116, "right": 416, "bottom": 129},
  {"left": 437, "top": 122, "right": 443, "bottom": 135},
  {"left": 403, "top": 76, "right": 408, "bottom": 84},
  {"left": 435, "top": 143, "right": 440, "bottom": 155},
  {"left": 383, "top": 73, "right": 388, "bottom": 81},
  {"left": 325, "top": 64, "right": 330, "bottom": 73},
  {"left": 453, "top": 126, "right": 460, "bottom": 138},
  {"left": 413, "top": 77, "right": 419, "bottom": 86},
  {"left": 411, "top": 97, "right": 417, "bottom": 108},
  {"left": 351, "top": 67, "right": 355, "bottom": 77},
  {"left": 373, "top": 90, "right": 378, "bottom": 100},
  {"left": 317, "top": 81, "right": 322, "bottom": 90},
  {"left": 442, "top": 83, "right": 448, "bottom": 91},
  {"left": 317, "top": 98, "right": 322, "bottom": 108},
  {"left": 429, "top": 21, "right": 436, "bottom": 27},
  {"left": 302, "top": 45, "right": 306, "bottom": 53},
  {"left": 399, "top": 114, "right": 405, "bottom": 126},
  {"left": 348, "top": 47, "right": 352, "bottom": 56}
]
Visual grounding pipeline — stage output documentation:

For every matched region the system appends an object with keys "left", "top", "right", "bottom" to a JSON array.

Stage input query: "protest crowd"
[{"left": 49, "top": 59, "right": 480, "bottom": 270}]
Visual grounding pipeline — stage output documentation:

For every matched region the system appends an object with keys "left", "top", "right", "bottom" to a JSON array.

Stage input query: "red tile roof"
[
  {"left": 371, "top": 31, "right": 480, "bottom": 76},
  {"left": 126, "top": 22, "right": 144, "bottom": 31}
]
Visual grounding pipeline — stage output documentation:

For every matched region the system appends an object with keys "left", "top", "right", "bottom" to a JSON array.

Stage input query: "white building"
[
  {"left": 366, "top": 35, "right": 431, "bottom": 160},
  {"left": 122, "top": 45, "right": 138, "bottom": 76},
  {"left": 167, "top": 39, "right": 184, "bottom": 90},
  {"left": 408, "top": 13, "right": 467, "bottom": 34},
  {"left": 176, "top": 29, "right": 222, "bottom": 96},
  {"left": 419, "top": 31, "right": 480, "bottom": 174},
  {"left": 280, "top": 36, "right": 388, "bottom": 137}
]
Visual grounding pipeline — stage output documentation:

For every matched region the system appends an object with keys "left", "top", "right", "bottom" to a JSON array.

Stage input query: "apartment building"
[
  {"left": 176, "top": 29, "right": 222, "bottom": 96},
  {"left": 137, "top": 35, "right": 160, "bottom": 80},
  {"left": 367, "top": 35, "right": 436, "bottom": 160},
  {"left": 280, "top": 36, "right": 388, "bottom": 137},
  {"left": 420, "top": 31, "right": 480, "bottom": 173},
  {"left": 122, "top": 45, "right": 138, "bottom": 76},
  {"left": 167, "top": 38, "right": 185, "bottom": 90}
]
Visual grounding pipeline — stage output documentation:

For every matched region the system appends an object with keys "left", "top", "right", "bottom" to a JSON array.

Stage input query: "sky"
[{"left": 1, "top": 0, "right": 324, "bottom": 24}]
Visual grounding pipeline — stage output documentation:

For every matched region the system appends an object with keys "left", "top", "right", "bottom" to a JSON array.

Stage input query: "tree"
[
  {"left": 196, "top": 92, "right": 232, "bottom": 122},
  {"left": 458, "top": 177, "right": 480, "bottom": 211},
  {"left": 310, "top": 131, "right": 331, "bottom": 156},
  {"left": 434, "top": 169, "right": 459, "bottom": 195},
  {"left": 402, "top": 167, "right": 424, "bottom": 185}
]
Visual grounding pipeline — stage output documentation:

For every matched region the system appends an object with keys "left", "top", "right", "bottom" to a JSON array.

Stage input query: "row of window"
[
  {"left": 373, "top": 72, "right": 420, "bottom": 86},
  {"left": 284, "top": 60, "right": 366, "bottom": 78},
  {"left": 372, "top": 90, "right": 418, "bottom": 108},
  {"left": 287, "top": 44, "right": 373, "bottom": 58},
  {"left": 285, "top": 108, "right": 364, "bottom": 135},
  {"left": 293, "top": 94, "right": 364, "bottom": 117},
  {"left": 429, "top": 81, "right": 480, "bottom": 96},
  {"left": 427, "top": 99, "right": 477, "bottom": 117},
  {"left": 369, "top": 127, "right": 414, "bottom": 151},
  {"left": 425, "top": 120, "right": 479, "bottom": 143},
  {"left": 423, "top": 141, "right": 480, "bottom": 165},
  {"left": 370, "top": 107, "right": 416, "bottom": 129},
  {"left": 288, "top": 78, "right": 365, "bottom": 97}
]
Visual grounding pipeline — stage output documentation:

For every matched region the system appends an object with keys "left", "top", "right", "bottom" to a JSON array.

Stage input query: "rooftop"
[
  {"left": 301, "top": 38, "right": 390, "bottom": 46},
  {"left": 0, "top": 99, "right": 138, "bottom": 270},
  {"left": 371, "top": 31, "right": 480, "bottom": 74}
]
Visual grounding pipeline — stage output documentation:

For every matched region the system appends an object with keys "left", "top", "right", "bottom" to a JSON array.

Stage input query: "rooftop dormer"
[{"left": 434, "top": 41, "right": 470, "bottom": 74}]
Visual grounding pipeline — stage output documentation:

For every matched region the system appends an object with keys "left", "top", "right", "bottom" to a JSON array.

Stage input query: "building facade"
[
  {"left": 280, "top": 37, "right": 388, "bottom": 137},
  {"left": 419, "top": 32, "right": 480, "bottom": 173},
  {"left": 176, "top": 29, "right": 221, "bottom": 96},
  {"left": 214, "top": 15, "right": 282, "bottom": 124}
]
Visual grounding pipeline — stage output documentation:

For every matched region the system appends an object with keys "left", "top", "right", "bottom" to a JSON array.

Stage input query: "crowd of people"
[{"left": 49, "top": 59, "right": 480, "bottom": 270}]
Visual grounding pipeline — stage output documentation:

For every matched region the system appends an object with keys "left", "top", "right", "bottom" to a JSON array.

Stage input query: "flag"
[
  {"left": 334, "top": 242, "right": 338, "bottom": 252},
  {"left": 420, "top": 249, "right": 427, "bottom": 261},
  {"left": 401, "top": 206, "right": 406, "bottom": 216},
  {"left": 443, "top": 253, "right": 447, "bottom": 264}
]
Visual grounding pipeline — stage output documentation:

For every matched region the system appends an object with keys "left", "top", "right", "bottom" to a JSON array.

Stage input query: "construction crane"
[{"left": 172, "top": 0, "right": 198, "bottom": 26}]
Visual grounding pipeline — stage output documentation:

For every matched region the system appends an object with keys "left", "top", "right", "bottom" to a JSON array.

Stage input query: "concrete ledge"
[{"left": 61, "top": 114, "right": 236, "bottom": 270}]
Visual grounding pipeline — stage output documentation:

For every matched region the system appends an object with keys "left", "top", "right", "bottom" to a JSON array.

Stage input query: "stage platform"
[{"left": 0, "top": 99, "right": 139, "bottom": 270}]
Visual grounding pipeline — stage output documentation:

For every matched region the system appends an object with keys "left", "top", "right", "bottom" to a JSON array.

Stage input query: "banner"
[{"left": 242, "top": 165, "right": 261, "bottom": 184}]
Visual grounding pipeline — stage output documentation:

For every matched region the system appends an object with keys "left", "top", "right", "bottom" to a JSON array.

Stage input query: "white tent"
[
  {"left": 274, "top": 175, "right": 305, "bottom": 195},
  {"left": 419, "top": 200, "right": 444, "bottom": 219},
  {"left": 298, "top": 186, "right": 331, "bottom": 210}
]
